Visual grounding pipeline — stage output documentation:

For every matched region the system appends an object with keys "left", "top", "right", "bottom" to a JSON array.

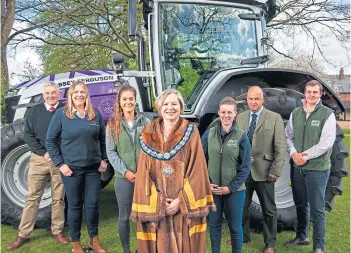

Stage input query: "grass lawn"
[{"left": 1, "top": 134, "right": 350, "bottom": 253}]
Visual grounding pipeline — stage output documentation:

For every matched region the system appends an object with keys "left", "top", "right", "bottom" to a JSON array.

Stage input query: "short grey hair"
[{"left": 43, "top": 81, "right": 59, "bottom": 89}]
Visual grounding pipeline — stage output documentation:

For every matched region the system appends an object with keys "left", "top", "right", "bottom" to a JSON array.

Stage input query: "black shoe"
[{"left": 285, "top": 237, "right": 310, "bottom": 246}]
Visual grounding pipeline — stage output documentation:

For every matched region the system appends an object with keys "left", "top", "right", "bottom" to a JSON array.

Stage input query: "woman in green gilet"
[
  {"left": 106, "top": 84, "right": 150, "bottom": 253},
  {"left": 201, "top": 97, "right": 252, "bottom": 253}
]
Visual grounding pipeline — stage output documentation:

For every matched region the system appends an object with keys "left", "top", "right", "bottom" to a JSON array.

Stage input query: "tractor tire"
[
  {"left": 325, "top": 124, "right": 348, "bottom": 211},
  {"left": 1, "top": 119, "right": 52, "bottom": 228},
  {"left": 1, "top": 119, "right": 115, "bottom": 228}
]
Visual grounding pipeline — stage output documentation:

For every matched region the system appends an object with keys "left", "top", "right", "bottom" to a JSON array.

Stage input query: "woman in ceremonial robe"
[{"left": 131, "top": 89, "right": 216, "bottom": 253}]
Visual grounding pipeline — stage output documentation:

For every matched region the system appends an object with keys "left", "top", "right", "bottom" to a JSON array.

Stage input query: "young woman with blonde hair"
[
  {"left": 46, "top": 81, "right": 108, "bottom": 253},
  {"left": 106, "top": 84, "right": 150, "bottom": 253}
]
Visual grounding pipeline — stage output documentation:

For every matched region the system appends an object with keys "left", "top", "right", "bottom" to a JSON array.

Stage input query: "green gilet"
[
  {"left": 292, "top": 104, "right": 333, "bottom": 171},
  {"left": 115, "top": 114, "right": 149, "bottom": 177},
  {"left": 207, "top": 122, "right": 246, "bottom": 191}
]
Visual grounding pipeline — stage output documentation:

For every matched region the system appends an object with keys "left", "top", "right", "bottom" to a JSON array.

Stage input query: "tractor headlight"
[{"left": 5, "top": 88, "right": 24, "bottom": 98}]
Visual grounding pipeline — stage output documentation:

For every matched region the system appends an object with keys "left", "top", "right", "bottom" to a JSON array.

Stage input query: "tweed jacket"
[{"left": 236, "top": 107, "right": 286, "bottom": 181}]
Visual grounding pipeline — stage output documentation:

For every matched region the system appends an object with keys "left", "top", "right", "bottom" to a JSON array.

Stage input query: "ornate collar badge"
[{"left": 140, "top": 124, "right": 195, "bottom": 161}]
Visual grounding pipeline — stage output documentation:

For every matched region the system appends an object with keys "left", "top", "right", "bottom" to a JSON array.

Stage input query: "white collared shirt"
[
  {"left": 72, "top": 107, "right": 87, "bottom": 119},
  {"left": 44, "top": 102, "right": 59, "bottom": 111},
  {"left": 285, "top": 100, "right": 336, "bottom": 160},
  {"left": 248, "top": 106, "right": 264, "bottom": 127},
  {"left": 302, "top": 98, "right": 321, "bottom": 119}
]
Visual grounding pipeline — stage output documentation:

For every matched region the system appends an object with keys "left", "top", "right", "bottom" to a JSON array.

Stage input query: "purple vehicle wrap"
[{"left": 11, "top": 69, "right": 122, "bottom": 122}]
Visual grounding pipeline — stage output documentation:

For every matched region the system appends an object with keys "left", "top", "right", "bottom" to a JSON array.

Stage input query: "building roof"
[
  {"left": 328, "top": 75, "right": 350, "bottom": 93},
  {"left": 328, "top": 74, "right": 350, "bottom": 110}
]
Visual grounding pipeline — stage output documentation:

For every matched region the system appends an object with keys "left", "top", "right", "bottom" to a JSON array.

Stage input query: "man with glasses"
[{"left": 8, "top": 82, "right": 69, "bottom": 250}]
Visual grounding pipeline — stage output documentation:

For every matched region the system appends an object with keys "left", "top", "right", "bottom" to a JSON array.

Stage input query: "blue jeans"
[
  {"left": 61, "top": 168, "right": 101, "bottom": 242},
  {"left": 209, "top": 190, "right": 245, "bottom": 253},
  {"left": 291, "top": 167, "right": 330, "bottom": 250}
]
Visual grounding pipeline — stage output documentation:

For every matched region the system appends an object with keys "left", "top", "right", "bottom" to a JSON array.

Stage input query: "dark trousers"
[
  {"left": 291, "top": 167, "right": 330, "bottom": 250},
  {"left": 209, "top": 190, "right": 245, "bottom": 253},
  {"left": 242, "top": 173, "right": 277, "bottom": 248},
  {"left": 61, "top": 168, "right": 101, "bottom": 242},
  {"left": 114, "top": 177, "right": 134, "bottom": 253}
]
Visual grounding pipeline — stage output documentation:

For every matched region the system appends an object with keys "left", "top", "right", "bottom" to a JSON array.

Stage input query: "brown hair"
[
  {"left": 155, "top": 89, "right": 185, "bottom": 115},
  {"left": 304, "top": 80, "right": 323, "bottom": 93},
  {"left": 219, "top": 97, "right": 237, "bottom": 113},
  {"left": 107, "top": 84, "right": 137, "bottom": 142},
  {"left": 64, "top": 81, "right": 96, "bottom": 120}
]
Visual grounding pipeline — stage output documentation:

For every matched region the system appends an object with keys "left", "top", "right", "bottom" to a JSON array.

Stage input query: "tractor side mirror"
[{"left": 112, "top": 53, "right": 126, "bottom": 74}]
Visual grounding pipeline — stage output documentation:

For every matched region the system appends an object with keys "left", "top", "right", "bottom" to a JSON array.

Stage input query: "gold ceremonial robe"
[{"left": 131, "top": 118, "right": 215, "bottom": 253}]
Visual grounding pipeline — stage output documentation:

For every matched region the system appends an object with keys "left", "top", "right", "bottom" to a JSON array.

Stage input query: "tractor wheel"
[
  {"left": 325, "top": 124, "right": 348, "bottom": 211},
  {"left": 1, "top": 119, "right": 51, "bottom": 228}
]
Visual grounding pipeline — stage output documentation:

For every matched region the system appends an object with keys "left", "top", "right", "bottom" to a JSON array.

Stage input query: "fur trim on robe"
[{"left": 131, "top": 118, "right": 215, "bottom": 253}]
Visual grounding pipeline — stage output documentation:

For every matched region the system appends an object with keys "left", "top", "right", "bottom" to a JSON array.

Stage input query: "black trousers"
[
  {"left": 242, "top": 173, "right": 277, "bottom": 248},
  {"left": 61, "top": 168, "right": 101, "bottom": 242}
]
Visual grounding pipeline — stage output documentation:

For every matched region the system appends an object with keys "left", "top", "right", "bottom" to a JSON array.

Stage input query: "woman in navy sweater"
[{"left": 46, "top": 81, "right": 108, "bottom": 253}]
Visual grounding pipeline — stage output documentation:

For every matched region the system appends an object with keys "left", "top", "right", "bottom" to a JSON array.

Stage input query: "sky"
[
  {"left": 271, "top": 27, "right": 351, "bottom": 76},
  {"left": 7, "top": 3, "right": 351, "bottom": 86}
]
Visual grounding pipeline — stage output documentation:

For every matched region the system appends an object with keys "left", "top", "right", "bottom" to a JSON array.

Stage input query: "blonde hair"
[
  {"left": 219, "top": 97, "right": 237, "bottom": 113},
  {"left": 155, "top": 89, "right": 185, "bottom": 115},
  {"left": 107, "top": 84, "right": 137, "bottom": 142},
  {"left": 64, "top": 81, "right": 96, "bottom": 120}
]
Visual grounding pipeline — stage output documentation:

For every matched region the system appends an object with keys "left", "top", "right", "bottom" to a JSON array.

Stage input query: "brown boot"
[
  {"left": 71, "top": 241, "right": 84, "bottom": 253},
  {"left": 7, "top": 236, "right": 30, "bottom": 250},
  {"left": 88, "top": 236, "right": 106, "bottom": 253},
  {"left": 53, "top": 232, "right": 69, "bottom": 244}
]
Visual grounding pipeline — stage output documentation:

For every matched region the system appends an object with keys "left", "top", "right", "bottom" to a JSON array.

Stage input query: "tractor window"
[{"left": 159, "top": 3, "right": 258, "bottom": 109}]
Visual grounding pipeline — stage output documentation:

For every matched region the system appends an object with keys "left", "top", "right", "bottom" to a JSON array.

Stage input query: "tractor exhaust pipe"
[{"left": 128, "top": 0, "right": 137, "bottom": 36}]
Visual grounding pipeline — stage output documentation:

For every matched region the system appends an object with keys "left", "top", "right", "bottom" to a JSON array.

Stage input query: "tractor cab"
[
  {"left": 133, "top": 1, "right": 276, "bottom": 97},
  {"left": 123, "top": 0, "right": 343, "bottom": 118}
]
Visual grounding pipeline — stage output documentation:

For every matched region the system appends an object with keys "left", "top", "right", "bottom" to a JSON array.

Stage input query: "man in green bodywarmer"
[{"left": 285, "top": 80, "right": 336, "bottom": 253}]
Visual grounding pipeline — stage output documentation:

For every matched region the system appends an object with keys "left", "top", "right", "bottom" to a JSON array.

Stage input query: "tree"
[
  {"left": 1, "top": 0, "right": 83, "bottom": 89},
  {"left": 13, "top": 0, "right": 138, "bottom": 74},
  {"left": 3, "top": 0, "right": 350, "bottom": 89},
  {"left": 10, "top": 59, "right": 42, "bottom": 82},
  {"left": 2, "top": 0, "right": 138, "bottom": 88},
  {"left": 267, "top": 0, "right": 350, "bottom": 66},
  {"left": 268, "top": 52, "right": 331, "bottom": 82},
  {"left": 1, "top": 0, "right": 15, "bottom": 90}
]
